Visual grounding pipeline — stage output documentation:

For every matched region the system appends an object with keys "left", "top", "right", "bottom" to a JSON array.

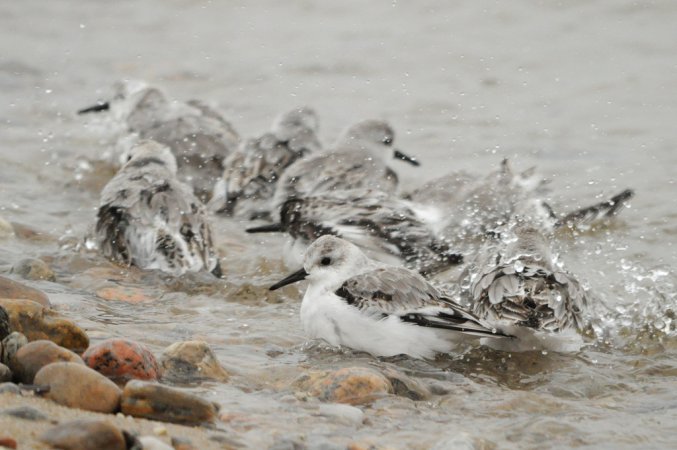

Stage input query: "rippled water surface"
[{"left": 2, "top": 1, "right": 677, "bottom": 448}]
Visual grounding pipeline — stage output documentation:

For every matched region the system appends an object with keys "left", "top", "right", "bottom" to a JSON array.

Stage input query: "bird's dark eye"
[
  {"left": 320, "top": 257, "right": 331, "bottom": 266},
  {"left": 383, "top": 137, "right": 393, "bottom": 146}
]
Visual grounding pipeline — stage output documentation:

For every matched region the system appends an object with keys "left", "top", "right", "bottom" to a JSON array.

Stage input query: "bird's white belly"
[{"left": 300, "top": 289, "right": 457, "bottom": 359}]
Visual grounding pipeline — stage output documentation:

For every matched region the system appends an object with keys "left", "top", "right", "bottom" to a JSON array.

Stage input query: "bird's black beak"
[
  {"left": 270, "top": 268, "right": 308, "bottom": 291},
  {"left": 77, "top": 101, "right": 110, "bottom": 115},
  {"left": 246, "top": 223, "right": 284, "bottom": 233},
  {"left": 393, "top": 149, "right": 420, "bottom": 166}
]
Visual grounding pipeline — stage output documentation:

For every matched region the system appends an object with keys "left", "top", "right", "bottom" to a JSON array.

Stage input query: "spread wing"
[{"left": 335, "top": 267, "right": 504, "bottom": 337}]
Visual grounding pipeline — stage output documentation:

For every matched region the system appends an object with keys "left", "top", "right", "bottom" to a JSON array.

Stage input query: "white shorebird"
[
  {"left": 270, "top": 119, "right": 419, "bottom": 217},
  {"left": 95, "top": 140, "right": 221, "bottom": 277},
  {"left": 248, "top": 189, "right": 462, "bottom": 276},
  {"left": 269, "top": 236, "right": 506, "bottom": 359},
  {"left": 211, "top": 107, "right": 321, "bottom": 219},
  {"left": 78, "top": 80, "right": 240, "bottom": 201},
  {"left": 462, "top": 223, "right": 589, "bottom": 352}
]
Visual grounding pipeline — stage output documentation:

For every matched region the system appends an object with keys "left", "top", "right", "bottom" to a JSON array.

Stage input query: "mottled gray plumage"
[
  {"left": 463, "top": 224, "right": 588, "bottom": 332},
  {"left": 407, "top": 159, "right": 634, "bottom": 247},
  {"left": 266, "top": 189, "right": 462, "bottom": 276},
  {"left": 95, "top": 141, "right": 221, "bottom": 276},
  {"left": 271, "top": 119, "right": 419, "bottom": 217},
  {"left": 80, "top": 80, "right": 240, "bottom": 202},
  {"left": 213, "top": 107, "right": 321, "bottom": 218}
]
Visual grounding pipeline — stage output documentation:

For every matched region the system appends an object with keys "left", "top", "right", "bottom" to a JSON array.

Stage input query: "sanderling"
[
  {"left": 270, "top": 119, "right": 419, "bottom": 217},
  {"left": 78, "top": 80, "right": 240, "bottom": 202},
  {"left": 95, "top": 140, "right": 221, "bottom": 277},
  {"left": 462, "top": 223, "right": 588, "bottom": 351},
  {"left": 248, "top": 189, "right": 462, "bottom": 276},
  {"left": 269, "top": 236, "right": 506, "bottom": 359},
  {"left": 407, "top": 159, "right": 634, "bottom": 245},
  {"left": 211, "top": 107, "right": 321, "bottom": 219}
]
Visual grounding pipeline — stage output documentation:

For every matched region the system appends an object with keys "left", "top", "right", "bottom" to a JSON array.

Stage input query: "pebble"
[
  {"left": 82, "top": 338, "right": 161, "bottom": 383},
  {"left": 34, "top": 362, "right": 122, "bottom": 413},
  {"left": 40, "top": 419, "right": 127, "bottom": 450},
  {"left": 96, "top": 286, "right": 154, "bottom": 303},
  {"left": 159, "top": 340, "right": 229, "bottom": 383},
  {"left": 0, "top": 298, "right": 89, "bottom": 352},
  {"left": 317, "top": 403, "right": 365, "bottom": 425},
  {"left": 0, "top": 382, "right": 20, "bottom": 394},
  {"left": 120, "top": 380, "right": 218, "bottom": 425},
  {"left": 139, "top": 436, "right": 173, "bottom": 450},
  {"left": 0, "top": 304, "right": 9, "bottom": 341},
  {"left": 0, "top": 362, "right": 11, "bottom": 382},
  {"left": 1, "top": 332, "right": 28, "bottom": 366},
  {"left": 0, "top": 405, "right": 49, "bottom": 421},
  {"left": 10, "top": 340, "right": 84, "bottom": 383},
  {"left": 0, "top": 276, "right": 51, "bottom": 307},
  {"left": 381, "top": 367, "right": 431, "bottom": 401},
  {"left": 11, "top": 258, "right": 56, "bottom": 282},
  {"left": 0, "top": 217, "right": 13, "bottom": 238},
  {"left": 294, "top": 367, "right": 393, "bottom": 405},
  {"left": 171, "top": 437, "right": 197, "bottom": 450},
  {"left": 0, "top": 437, "right": 17, "bottom": 449}
]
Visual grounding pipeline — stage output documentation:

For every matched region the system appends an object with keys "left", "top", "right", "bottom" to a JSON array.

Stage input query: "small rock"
[
  {"left": 294, "top": 367, "right": 393, "bottom": 405},
  {"left": 139, "top": 436, "right": 173, "bottom": 450},
  {"left": 96, "top": 286, "right": 154, "bottom": 303},
  {"left": 0, "top": 276, "right": 50, "bottom": 307},
  {"left": 0, "top": 405, "right": 49, "bottom": 421},
  {"left": 11, "top": 258, "right": 57, "bottom": 282},
  {"left": 0, "top": 217, "right": 13, "bottom": 238},
  {"left": 0, "top": 304, "right": 9, "bottom": 341},
  {"left": 317, "top": 403, "right": 365, "bottom": 425},
  {"left": 381, "top": 367, "right": 431, "bottom": 401},
  {"left": 269, "top": 438, "right": 308, "bottom": 450},
  {"left": 0, "top": 437, "right": 17, "bottom": 449},
  {"left": 10, "top": 222, "right": 54, "bottom": 243},
  {"left": 171, "top": 437, "right": 197, "bottom": 450},
  {"left": 0, "top": 298, "right": 89, "bottom": 352},
  {"left": 121, "top": 380, "right": 218, "bottom": 425},
  {"left": 40, "top": 419, "right": 126, "bottom": 450},
  {"left": 1, "top": 332, "right": 28, "bottom": 366},
  {"left": 0, "top": 362, "right": 11, "bottom": 382},
  {"left": 159, "top": 340, "right": 229, "bottom": 383},
  {"left": 0, "top": 382, "right": 20, "bottom": 394},
  {"left": 34, "top": 362, "right": 122, "bottom": 413},
  {"left": 10, "top": 340, "right": 84, "bottom": 383},
  {"left": 82, "top": 338, "right": 160, "bottom": 383}
]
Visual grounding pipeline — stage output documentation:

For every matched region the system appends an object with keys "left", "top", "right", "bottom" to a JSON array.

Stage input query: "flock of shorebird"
[{"left": 78, "top": 80, "right": 635, "bottom": 357}]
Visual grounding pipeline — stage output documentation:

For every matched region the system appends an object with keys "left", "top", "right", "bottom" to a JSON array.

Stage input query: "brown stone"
[
  {"left": 0, "top": 298, "right": 89, "bottom": 352},
  {"left": 34, "top": 362, "right": 121, "bottom": 413},
  {"left": 96, "top": 286, "right": 154, "bottom": 303},
  {"left": 10, "top": 340, "right": 84, "bottom": 383},
  {"left": 295, "top": 367, "right": 393, "bottom": 405},
  {"left": 39, "top": 419, "right": 126, "bottom": 450},
  {"left": 11, "top": 258, "right": 56, "bottom": 282},
  {"left": 83, "top": 338, "right": 160, "bottom": 383},
  {"left": 121, "top": 380, "right": 218, "bottom": 425},
  {"left": 381, "top": 367, "right": 431, "bottom": 401},
  {"left": 160, "top": 340, "right": 229, "bottom": 383},
  {"left": 0, "top": 437, "right": 17, "bottom": 449},
  {"left": 0, "top": 276, "right": 50, "bottom": 307}
]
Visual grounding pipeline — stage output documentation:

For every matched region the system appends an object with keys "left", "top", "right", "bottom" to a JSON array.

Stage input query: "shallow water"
[{"left": 2, "top": 0, "right": 677, "bottom": 448}]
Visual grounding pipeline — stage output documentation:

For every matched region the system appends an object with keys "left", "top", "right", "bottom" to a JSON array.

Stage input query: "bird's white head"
[
  {"left": 337, "top": 120, "right": 419, "bottom": 166},
  {"left": 272, "top": 106, "right": 320, "bottom": 142},
  {"left": 269, "top": 236, "right": 371, "bottom": 292},
  {"left": 123, "top": 140, "right": 178, "bottom": 175}
]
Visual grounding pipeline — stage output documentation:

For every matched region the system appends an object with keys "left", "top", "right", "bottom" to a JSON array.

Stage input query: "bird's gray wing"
[{"left": 335, "top": 267, "right": 502, "bottom": 337}]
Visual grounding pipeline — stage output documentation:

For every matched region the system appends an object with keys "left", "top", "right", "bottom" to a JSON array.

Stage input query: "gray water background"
[{"left": 1, "top": 1, "right": 677, "bottom": 448}]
